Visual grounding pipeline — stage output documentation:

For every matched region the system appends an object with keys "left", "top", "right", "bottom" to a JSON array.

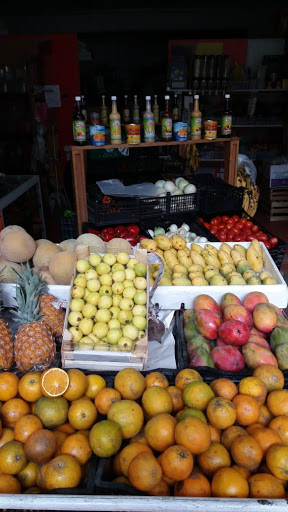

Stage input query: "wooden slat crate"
[{"left": 261, "top": 187, "right": 288, "bottom": 221}]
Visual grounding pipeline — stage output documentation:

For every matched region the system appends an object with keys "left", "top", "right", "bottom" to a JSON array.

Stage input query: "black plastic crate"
[
  {"left": 60, "top": 215, "right": 77, "bottom": 239},
  {"left": 190, "top": 173, "right": 245, "bottom": 214}
]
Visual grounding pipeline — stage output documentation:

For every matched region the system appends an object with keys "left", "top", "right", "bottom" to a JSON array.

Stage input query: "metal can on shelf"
[
  {"left": 204, "top": 120, "right": 217, "bottom": 140},
  {"left": 125, "top": 124, "right": 141, "bottom": 144}
]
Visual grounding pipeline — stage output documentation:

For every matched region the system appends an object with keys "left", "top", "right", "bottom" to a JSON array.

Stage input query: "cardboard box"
[{"left": 263, "top": 163, "right": 288, "bottom": 188}]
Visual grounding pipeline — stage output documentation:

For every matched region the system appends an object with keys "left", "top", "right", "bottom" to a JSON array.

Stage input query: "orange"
[
  {"left": 269, "top": 415, "right": 288, "bottom": 446},
  {"left": 266, "top": 389, "right": 288, "bottom": 416},
  {"left": 230, "top": 434, "right": 263, "bottom": 472},
  {"left": 54, "top": 430, "right": 68, "bottom": 455},
  {"left": 85, "top": 374, "right": 106, "bottom": 400},
  {"left": 208, "top": 424, "right": 221, "bottom": 443},
  {"left": 128, "top": 452, "right": 163, "bottom": 492},
  {"left": 174, "top": 368, "right": 203, "bottom": 390},
  {"left": 197, "top": 441, "right": 231, "bottom": 478},
  {"left": 107, "top": 400, "right": 144, "bottom": 439},
  {"left": 68, "top": 396, "right": 97, "bottom": 430},
  {"left": 248, "top": 473, "right": 285, "bottom": 499},
  {"left": 33, "top": 396, "right": 69, "bottom": 429},
  {"left": 266, "top": 444, "right": 288, "bottom": 481},
  {"left": 17, "top": 461, "right": 38, "bottom": 489},
  {"left": 40, "top": 368, "right": 69, "bottom": 397},
  {"left": 112, "top": 451, "right": 123, "bottom": 477},
  {"left": 94, "top": 387, "right": 121, "bottom": 415},
  {"left": 0, "top": 427, "right": 14, "bottom": 447},
  {"left": 211, "top": 467, "right": 249, "bottom": 498},
  {"left": 238, "top": 376, "right": 268, "bottom": 405},
  {"left": 14, "top": 413, "right": 43, "bottom": 444},
  {"left": 53, "top": 422, "right": 76, "bottom": 435},
  {"left": 41, "top": 454, "right": 82, "bottom": 490},
  {"left": 0, "top": 397, "right": 30, "bottom": 428},
  {"left": 174, "top": 472, "right": 211, "bottom": 497},
  {"left": 232, "top": 393, "right": 260, "bottom": 426},
  {"left": 62, "top": 368, "right": 88, "bottom": 401},
  {"left": 175, "top": 416, "right": 211, "bottom": 455},
  {"left": 221, "top": 425, "right": 247, "bottom": 450},
  {"left": 144, "top": 413, "right": 176, "bottom": 452},
  {"left": 251, "top": 426, "right": 282, "bottom": 455},
  {"left": 24, "top": 428, "right": 57, "bottom": 464},
  {"left": 89, "top": 419, "right": 122, "bottom": 458},
  {"left": 176, "top": 407, "right": 207, "bottom": 423},
  {"left": 119, "top": 442, "right": 153, "bottom": 477},
  {"left": 18, "top": 372, "right": 43, "bottom": 403},
  {"left": 166, "top": 386, "right": 184, "bottom": 413},
  {"left": 159, "top": 444, "right": 194, "bottom": 481},
  {"left": 182, "top": 381, "right": 215, "bottom": 411},
  {"left": 145, "top": 371, "right": 169, "bottom": 389},
  {"left": 209, "top": 378, "right": 238, "bottom": 401},
  {"left": 60, "top": 432, "right": 92, "bottom": 465},
  {"left": 148, "top": 479, "right": 170, "bottom": 496},
  {"left": 141, "top": 386, "right": 172, "bottom": 418},
  {"left": 206, "top": 397, "right": 236, "bottom": 429},
  {"left": 0, "top": 440, "right": 27, "bottom": 474},
  {"left": 0, "top": 371, "right": 19, "bottom": 401},
  {"left": 258, "top": 404, "right": 274, "bottom": 427},
  {"left": 0, "top": 474, "right": 21, "bottom": 493},
  {"left": 253, "top": 364, "right": 284, "bottom": 392},
  {"left": 232, "top": 465, "right": 252, "bottom": 480},
  {"left": 114, "top": 368, "right": 146, "bottom": 400},
  {"left": 129, "top": 430, "right": 148, "bottom": 445}
]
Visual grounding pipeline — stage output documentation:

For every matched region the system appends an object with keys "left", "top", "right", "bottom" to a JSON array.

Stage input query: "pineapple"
[
  {"left": 39, "top": 293, "right": 65, "bottom": 339},
  {"left": 13, "top": 263, "right": 56, "bottom": 373},
  {"left": 0, "top": 270, "right": 14, "bottom": 370}
]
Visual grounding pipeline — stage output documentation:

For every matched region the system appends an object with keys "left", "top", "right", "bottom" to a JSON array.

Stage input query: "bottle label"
[
  {"left": 123, "top": 108, "right": 130, "bottom": 123},
  {"left": 133, "top": 108, "right": 140, "bottom": 124},
  {"left": 161, "top": 118, "right": 172, "bottom": 140},
  {"left": 153, "top": 106, "right": 159, "bottom": 123},
  {"left": 191, "top": 117, "right": 202, "bottom": 138},
  {"left": 221, "top": 115, "right": 232, "bottom": 135},
  {"left": 110, "top": 119, "right": 121, "bottom": 143},
  {"left": 143, "top": 118, "right": 155, "bottom": 142},
  {"left": 73, "top": 120, "right": 86, "bottom": 142}
]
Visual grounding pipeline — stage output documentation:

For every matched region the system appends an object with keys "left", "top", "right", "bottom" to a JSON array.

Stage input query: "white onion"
[
  {"left": 198, "top": 236, "right": 208, "bottom": 242},
  {"left": 183, "top": 183, "right": 197, "bottom": 194},
  {"left": 155, "top": 186, "right": 166, "bottom": 196},
  {"left": 177, "top": 179, "right": 189, "bottom": 190},
  {"left": 172, "top": 188, "right": 182, "bottom": 195},
  {"left": 193, "top": 236, "right": 200, "bottom": 242},
  {"left": 155, "top": 179, "right": 165, "bottom": 188},
  {"left": 163, "top": 181, "right": 176, "bottom": 193},
  {"left": 168, "top": 224, "right": 178, "bottom": 233},
  {"left": 175, "top": 176, "right": 184, "bottom": 186},
  {"left": 181, "top": 223, "right": 190, "bottom": 232}
]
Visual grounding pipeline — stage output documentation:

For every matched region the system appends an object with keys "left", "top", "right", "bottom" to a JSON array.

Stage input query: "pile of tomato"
[
  {"left": 88, "top": 223, "right": 147, "bottom": 246},
  {"left": 199, "top": 214, "right": 279, "bottom": 249}
]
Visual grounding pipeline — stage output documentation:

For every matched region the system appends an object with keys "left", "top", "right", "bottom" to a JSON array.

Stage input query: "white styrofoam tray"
[
  {"left": 1, "top": 283, "right": 70, "bottom": 308},
  {"left": 150, "top": 241, "right": 288, "bottom": 309}
]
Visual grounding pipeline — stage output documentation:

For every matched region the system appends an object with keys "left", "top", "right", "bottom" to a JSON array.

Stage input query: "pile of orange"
[{"left": 0, "top": 364, "right": 287, "bottom": 499}]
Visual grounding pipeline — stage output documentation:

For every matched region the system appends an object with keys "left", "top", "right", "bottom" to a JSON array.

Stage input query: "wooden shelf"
[{"left": 72, "top": 138, "right": 235, "bottom": 151}]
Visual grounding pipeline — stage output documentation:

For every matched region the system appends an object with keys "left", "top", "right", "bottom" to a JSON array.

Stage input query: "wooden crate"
[
  {"left": 261, "top": 187, "right": 288, "bottom": 221},
  {"left": 61, "top": 246, "right": 149, "bottom": 371}
]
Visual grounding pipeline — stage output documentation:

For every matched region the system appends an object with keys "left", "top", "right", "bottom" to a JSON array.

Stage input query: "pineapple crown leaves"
[{"left": 12, "top": 262, "right": 46, "bottom": 325}]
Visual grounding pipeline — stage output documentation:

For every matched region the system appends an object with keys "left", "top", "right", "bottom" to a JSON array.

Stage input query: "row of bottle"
[{"left": 72, "top": 93, "right": 232, "bottom": 145}]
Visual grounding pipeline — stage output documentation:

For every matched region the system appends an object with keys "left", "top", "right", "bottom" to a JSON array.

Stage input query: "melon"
[
  {"left": 33, "top": 242, "right": 62, "bottom": 268},
  {"left": 0, "top": 231, "right": 36, "bottom": 263},
  {"left": 59, "top": 239, "right": 78, "bottom": 252},
  {"left": 106, "top": 237, "right": 133, "bottom": 255},
  {"left": 35, "top": 239, "right": 53, "bottom": 247},
  {"left": 0, "top": 225, "right": 27, "bottom": 242},
  {"left": 49, "top": 251, "right": 77, "bottom": 285},
  {"left": 76, "top": 233, "right": 106, "bottom": 254},
  {"left": 0, "top": 260, "right": 22, "bottom": 283},
  {"left": 38, "top": 269, "right": 57, "bottom": 285}
]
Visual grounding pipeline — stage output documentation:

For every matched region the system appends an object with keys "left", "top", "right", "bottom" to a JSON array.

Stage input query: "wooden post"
[
  {"left": 224, "top": 137, "right": 239, "bottom": 186},
  {"left": 71, "top": 147, "right": 87, "bottom": 235}
]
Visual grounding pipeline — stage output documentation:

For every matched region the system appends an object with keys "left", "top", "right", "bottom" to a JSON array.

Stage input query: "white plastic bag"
[
  {"left": 96, "top": 179, "right": 159, "bottom": 197},
  {"left": 238, "top": 154, "right": 257, "bottom": 184}
]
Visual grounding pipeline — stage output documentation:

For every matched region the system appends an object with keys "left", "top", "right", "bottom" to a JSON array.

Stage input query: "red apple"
[
  {"left": 247, "top": 334, "right": 270, "bottom": 349},
  {"left": 218, "top": 320, "right": 250, "bottom": 346},
  {"left": 250, "top": 326, "right": 266, "bottom": 338},
  {"left": 222, "top": 303, "right": 253, "bottom": 329},
  {"left": 193, "top": 294, "right": 220, "bottom": 314},
  {"left": 211, "top": 345, "right": 245, "bottom": 371},
  {"left": 243, "top": 291, "right": 269, "bottom": 313},
  {"left": 194, "top": 309, "right": 221, "bottom": 340},
  {"left": 252, "top": 303, "right": 278, "bottom": 334},
  {"left": 220, "top": 292, "right": 243, "bottom": 314}
]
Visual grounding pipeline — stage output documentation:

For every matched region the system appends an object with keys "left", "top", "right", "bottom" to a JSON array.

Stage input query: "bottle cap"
[
  {"left": 146, "top": 96, "right": 151, "bottom": 100},
  {"left": 111, "top": 96, "right": 117, "bottom": 100},
  {"left": 124, "top": 94, "right": 128, "bottom": 98},
  {"left": 194, "top": 94, "right": 199, "bottom": 99},
  {"left": 134, "top": 95, "right": 137, "bottom": 99},
  {"left": 75, "top": 96, "right": 81, "bottom": 101},
  {"left": 165, "top": 95, "right": 170, "bottom": 100},
  {"left": 225, "top": 94, "right": 230, "bottom": 98}
]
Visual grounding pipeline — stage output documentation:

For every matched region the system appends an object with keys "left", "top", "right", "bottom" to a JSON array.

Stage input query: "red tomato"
[
  {"left": 246, "top": 234, "right": 256, "bottom": 241},
  {"left": 264, "top": 241, "right": 271, "bottom": 249},
  {"left": 209, "top": 226, "right": 218, "bottom": 235},
  {"left": 217, "top": 233, "right": 226, "bottom": 241},
  {"left": 226, "top": 223, "right": 234, "bottom": 230},
  {"left": 221, "top": 215, "right": 229, "bottom": 222},
  {"left": 234, "top": 234, "right": 244, "bottom": 242},
  {"left": 101, "top": 233, "right": 114, "bottom": 242},
  {"left": 269, "top": 237, "right": 279, "bottom": 247},
  {"left": 216, "top": 223, "right": 226, "bottom": 230},
  {"left": 245, "top": 221, "right": 253, "bottom": 229},
  {"left": 127, "top": 224, "right": 140, "bottom": 235},
  {"left": 114, "top": 225, "right": 127, "bottom": 235},
  {"left": 203, "top": 222, "right": 210, "bottom": 229},
  {"left": 231, "top": 215, "right": 240, "bottom": 222},
  {"left": 251, "top": 224, "right": 259, "bottom": 233},
  {"left": 256, "top": 233, "right": 268, "bottom": 241},
  {"left": 210, "top": 218, "right": 220, "bottom": 225}
]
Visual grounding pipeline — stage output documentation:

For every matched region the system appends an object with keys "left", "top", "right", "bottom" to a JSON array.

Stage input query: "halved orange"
[{"left": 40, "top": 368, "right": 70, "bottom": 397}]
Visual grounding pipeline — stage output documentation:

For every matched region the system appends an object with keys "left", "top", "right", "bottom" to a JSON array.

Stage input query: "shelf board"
[
  {"left": 233, "top": 124, "right": 284, "bottom": 128},
  {"left": 168, "top": 88, "right": 288, "bottom": 94},
  {"left": 72, "top": 138, "right": 236, "bottom": 150}
]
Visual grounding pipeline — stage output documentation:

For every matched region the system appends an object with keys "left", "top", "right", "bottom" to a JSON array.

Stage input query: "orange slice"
[{"left": 40, "top": 368, "right": 70, "bottom": 397}]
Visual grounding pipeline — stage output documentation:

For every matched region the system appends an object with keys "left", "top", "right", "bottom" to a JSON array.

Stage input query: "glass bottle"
[
  {"left": 109, "top": 96, "right": 121, "bottom": 145},
  {"left": 172, "top": 94, "right": 179, "bottom": 121},
  {"left": 100, "top": 95, "right": 108, "bottom": 126},
  {"left": 81, "top": 95, "right": 87, "bottom": 122},
  {"left": 123, "top": 94, "right": 130, "bottom": 124},
  {"left": 152, "top": 94, "right": 159, "bottom": 123},
  {"left": 191, "top": 94, "right": 202, "bottom": 141},
  {"left": 221, "top": 93, "right": 232, "bottom": 137},
  {"left": 72, "top": 96, "right": 86, "bottom": 145},
  {"left": 132, "top": 94, "right": 140, "bottom": 124},
  {"left": 161, "top": 95, "right": 172, "bottom": 141},
  {"left": 143, "top": 95, "right": 155, "bottom": 143}
]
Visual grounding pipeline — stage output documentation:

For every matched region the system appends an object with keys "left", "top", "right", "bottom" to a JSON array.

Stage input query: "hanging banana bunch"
[
  {"left": 237, "top": 163, "right": 260, "bottom": 217},
  {"left": 186, "top": 143, "right": 200, "bottom": 171}
]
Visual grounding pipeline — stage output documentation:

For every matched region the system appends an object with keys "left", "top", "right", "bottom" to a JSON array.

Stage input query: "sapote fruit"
[{"left": 148, "top": 317, "right": 165, "bottom": 343}]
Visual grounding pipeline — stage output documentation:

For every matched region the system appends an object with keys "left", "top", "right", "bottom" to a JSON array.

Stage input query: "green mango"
[
  {"left": 183, "top": 309, "right": 195, "bottom": 324},
  {"left": 270, "top": 326, "right": 288, "bottom": 352},
  {"left": 184, "top": 319, "right": 199, "bottom": 341},
  {"left": 186, "top": 335, "right": 211, "bottom": 356},
  {"left": 236, "top": 259, "right": 252, "bottom": 275},
  {"left": 275, "top": 343, "right": 288, "bottom": 370},
  {"left": 189, "top": 346, "right": 215, "bottom": 368}
]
